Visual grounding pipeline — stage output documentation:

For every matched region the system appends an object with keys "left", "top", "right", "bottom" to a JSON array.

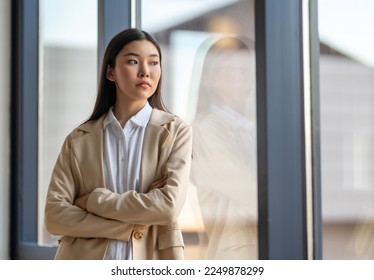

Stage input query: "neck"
[{"left": 113, "top": 99, "right": 147, "bottom": 128}]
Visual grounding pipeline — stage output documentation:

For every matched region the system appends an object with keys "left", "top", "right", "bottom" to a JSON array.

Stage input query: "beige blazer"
[{"left": 44, "top": 109, "right": 192, "bottom": 260}]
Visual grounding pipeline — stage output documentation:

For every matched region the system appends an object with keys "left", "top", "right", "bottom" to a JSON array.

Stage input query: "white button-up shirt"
[{"left": 102, "top": 102, "right": 152, "bottom": 260}]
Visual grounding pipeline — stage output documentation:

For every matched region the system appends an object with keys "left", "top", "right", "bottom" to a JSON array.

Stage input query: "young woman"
[{"left": 44, "top": 28, "right": 192, "bottom": 260}]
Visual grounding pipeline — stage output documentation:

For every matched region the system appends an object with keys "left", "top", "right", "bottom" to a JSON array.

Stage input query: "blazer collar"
[
  {"left": 77, "top": 115, "right": 105, "bottom": 133},
  {"left": 148, "top": 108, "right": 175, "bottom": 126},
  {"left": 77, "top": 108, "right": 175, "bottom": 133}
]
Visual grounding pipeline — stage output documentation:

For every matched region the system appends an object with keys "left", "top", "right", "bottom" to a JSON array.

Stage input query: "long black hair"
[{"left": 87, "top": 28, "right": 167, "bottom": 121}]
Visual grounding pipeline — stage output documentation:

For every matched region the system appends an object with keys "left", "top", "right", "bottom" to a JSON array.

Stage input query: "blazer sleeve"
[
  {"left": 85, "top": 123, "right": 193, "bottom": 225},
  {"left": 44, "top": 134, "right": 134, "bottom": 241}
]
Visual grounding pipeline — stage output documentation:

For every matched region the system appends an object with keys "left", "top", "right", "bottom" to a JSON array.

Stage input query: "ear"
[{"left": 106, "top": 65, "right": 115, "bottom": 81}]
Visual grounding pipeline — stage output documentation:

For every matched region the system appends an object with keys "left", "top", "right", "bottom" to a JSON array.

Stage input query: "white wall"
[{"left": 0, "top": 0, "right": 11, "bottom": 259}]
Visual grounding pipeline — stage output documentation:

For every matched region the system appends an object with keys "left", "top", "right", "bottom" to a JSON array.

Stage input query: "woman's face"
[{"left": 107, "top": 39, "right": 161, "bottom": 105}]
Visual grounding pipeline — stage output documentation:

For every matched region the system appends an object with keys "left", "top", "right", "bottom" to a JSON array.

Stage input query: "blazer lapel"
[
  {"left": 139, "top": 109, "right": 175, "bottom": 193},
  {"left": 71, "top": 116, "right": 106, "bottom": 192}
]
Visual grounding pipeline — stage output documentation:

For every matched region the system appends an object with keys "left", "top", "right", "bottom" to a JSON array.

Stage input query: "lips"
[{"left": 137, "top": 81, "right": 151, "bottom": 87}]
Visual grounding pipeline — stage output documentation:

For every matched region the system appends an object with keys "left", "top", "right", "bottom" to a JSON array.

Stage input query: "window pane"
[
  {"left": 319, "top": 0, "right": 374, "bottom": 259},
  {"left": 38, "top": 0, "right": 98, "bottom": 245},
  {"left": 142, "top": 0, "right": 257, "bottom": 259}
]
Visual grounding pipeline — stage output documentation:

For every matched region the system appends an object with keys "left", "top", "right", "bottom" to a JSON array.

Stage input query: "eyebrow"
[{"left": 124, "top": 52, "right": 159, "bottom": 57}]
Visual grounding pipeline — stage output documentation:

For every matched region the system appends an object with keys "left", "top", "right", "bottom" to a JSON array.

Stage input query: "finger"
[
  {"left": 150, "top": 178, "right": 167, "bottom": 190},
  {"left": 156, "top": 177, "right": 167, "bottom": 186},
  {"left": 157, "top": 176, "right": 168, "bottom": 183},
  {"left": 152, "top": 176, "right": 167, "bottom": 186}
]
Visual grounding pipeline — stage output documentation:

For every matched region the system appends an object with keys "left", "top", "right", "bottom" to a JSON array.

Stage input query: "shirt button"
[{"left": 133, "top": 231, "right": 143, "bottom": 240}]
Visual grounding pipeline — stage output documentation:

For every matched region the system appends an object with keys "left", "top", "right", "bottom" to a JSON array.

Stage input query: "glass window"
[
  {"left": 319, "top": 0, "right": 374, "bottom": 259},
  {"left": 142, "top": 0, "right": 257, "bottom": 259},
  {"left": 38, "top": 0, "right": 98, "bottom": 245}
]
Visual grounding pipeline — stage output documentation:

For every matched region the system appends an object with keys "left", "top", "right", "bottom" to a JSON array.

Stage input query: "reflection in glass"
[
  {"left": 191, "top": 36, "right": 257, "bottom": 259},
  {"left": 142, "top": 0, "right": 257, "bottom": 259},
  {"left": 38, "top": 0, "right": 97, "bottom": 245}
]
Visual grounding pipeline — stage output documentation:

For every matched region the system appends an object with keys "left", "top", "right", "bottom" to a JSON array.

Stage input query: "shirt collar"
[
  {"left": 130, "top": 102, "right": 152, "bottom": 127},
  {"left": 103, "top": 102, "right": 152, "bottom": 130}
]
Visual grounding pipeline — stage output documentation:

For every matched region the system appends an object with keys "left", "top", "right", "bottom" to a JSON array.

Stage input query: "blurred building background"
[{"left": 320, "top": 44, "right": 374, "bottom": 259}]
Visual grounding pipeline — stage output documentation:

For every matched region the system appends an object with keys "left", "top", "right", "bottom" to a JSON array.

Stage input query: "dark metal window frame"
[
  {"left": 11, "top": 0, "right": 43, "bottom": 260},
  {"left": 255, "top": 0, "right": 321, "bottom": 259},
  {"left": 10, "top": 0, "right": 321, "bottom": 260}
]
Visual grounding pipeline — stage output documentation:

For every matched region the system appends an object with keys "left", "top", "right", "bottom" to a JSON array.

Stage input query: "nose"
[{"left": 139, "top": 63, "right": 150, "bottom": 78}]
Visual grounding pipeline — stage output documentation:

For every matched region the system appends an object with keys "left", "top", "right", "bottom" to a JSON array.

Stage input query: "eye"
[
  {"left": 128, "top": 59, "right": 138, "bottom": 65},
  {"left": 150, "top": 61, "right": 159, "bottom": 66}
]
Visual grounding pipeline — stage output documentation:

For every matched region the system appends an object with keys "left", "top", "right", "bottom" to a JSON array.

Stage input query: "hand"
[
  {"left": 148, "top": 174, "right": 168, "bottom": 191},
  {"left": 74, "top": 194, "right": 90, "bottom": 210}
]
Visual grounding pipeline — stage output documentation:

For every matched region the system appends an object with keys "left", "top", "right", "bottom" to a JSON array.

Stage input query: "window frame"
[{"left": 255, "top": 0, "right": 321, "bottom": 259}]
